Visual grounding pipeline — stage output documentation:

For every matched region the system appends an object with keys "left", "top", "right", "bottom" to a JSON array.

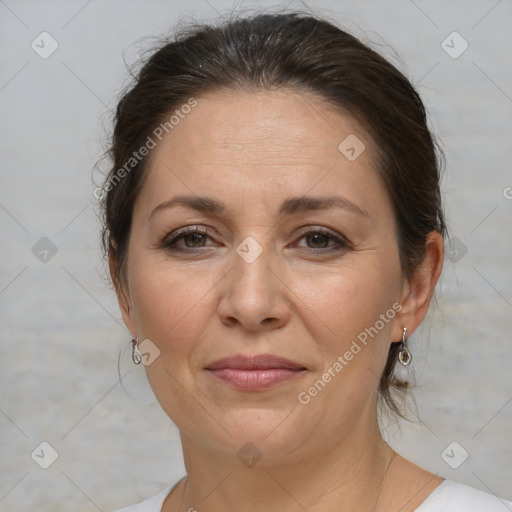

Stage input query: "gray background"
[{"left": 1, "top": 0, "right": 511, "bottom": 511}]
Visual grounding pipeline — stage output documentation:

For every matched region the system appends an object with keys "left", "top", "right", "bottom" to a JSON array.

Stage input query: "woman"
[{"left": 100, "top": 11, "right": 512, "bottom": 512}]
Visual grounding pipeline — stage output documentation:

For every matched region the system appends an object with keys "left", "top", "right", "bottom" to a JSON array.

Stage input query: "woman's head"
[{"left": 100, "top": 12, "right": 445, "bottom": 455}]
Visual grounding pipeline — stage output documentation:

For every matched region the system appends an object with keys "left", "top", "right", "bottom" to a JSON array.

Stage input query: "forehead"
[
  {"left": 137, "top": 88, "right": 387, "bottom": 219},
  {"left": 150, "top": 87, "right": 373, "bottom": 162}
]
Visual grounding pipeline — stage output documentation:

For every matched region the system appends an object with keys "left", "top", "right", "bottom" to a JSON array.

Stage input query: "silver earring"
[
  {"left": 131, "top": 337, "right": 142, "bottom": 365},
  {"left": 398, "top": 327, "right": 412, "bottom": 366}
]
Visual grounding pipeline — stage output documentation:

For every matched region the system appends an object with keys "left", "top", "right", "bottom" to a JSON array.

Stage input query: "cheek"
[
  {"left": 296, "top": 259, "right": 402, "bottom": 410},
  {"left": 129, "top": 262, "right": 210, "bottom": 348},
  {"left": 126, "top": 260, "right": 215, "bottom": 421},
  {"left": 127, "top": 243, "right": 402, "bottom": 358},
  {"left": 295, "top": 255, "right": 402, "bottom": 353}
]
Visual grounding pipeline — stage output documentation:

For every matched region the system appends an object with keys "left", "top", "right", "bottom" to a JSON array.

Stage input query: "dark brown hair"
[{"left": 99, "top": 11, "right": 446, "bottom": 416}]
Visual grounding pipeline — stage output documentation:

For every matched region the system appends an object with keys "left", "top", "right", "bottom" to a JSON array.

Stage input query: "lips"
[
  {"left": 205, "top": 354, "right": 307, "bottom": 391},
  {"left": 205, "top": 354, "right": 307, "bottom": 371}
]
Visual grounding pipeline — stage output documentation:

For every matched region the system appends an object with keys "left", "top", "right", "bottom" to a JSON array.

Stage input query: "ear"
[
  {"left": 109, "top": 250, "right": 137, "bottom": 337},
  {"left": 391, "top": 231, "right": 444, "bottom": 341}
]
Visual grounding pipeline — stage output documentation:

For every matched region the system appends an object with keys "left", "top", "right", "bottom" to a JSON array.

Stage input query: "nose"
[{"left": 217, "top": 240, "right": 291, "bottom": 333}]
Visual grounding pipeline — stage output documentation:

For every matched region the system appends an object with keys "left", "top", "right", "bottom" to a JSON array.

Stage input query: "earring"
[
  {"left": 131, "top": 337, "right": 142, "bottom": 365},
  {"left": 398, "top": 327, "right": 412, "bottom": 366}
]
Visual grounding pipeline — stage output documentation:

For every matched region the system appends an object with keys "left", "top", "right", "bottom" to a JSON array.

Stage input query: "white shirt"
[{"left": 112, "top": 479, "right": 512, "bottom": 511}]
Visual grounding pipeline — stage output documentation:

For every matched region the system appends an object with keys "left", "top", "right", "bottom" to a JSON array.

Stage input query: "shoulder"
[
  {"left": 416, "top": 480, "right": 512, "bottom": 511},
  {"left": 110, "top": 485, "right": 173, "bottom": 512}
]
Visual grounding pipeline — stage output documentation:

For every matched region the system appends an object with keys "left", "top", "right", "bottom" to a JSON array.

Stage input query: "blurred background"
[{"left": 1, "top": 0, "right": 511, "bottom": 510}]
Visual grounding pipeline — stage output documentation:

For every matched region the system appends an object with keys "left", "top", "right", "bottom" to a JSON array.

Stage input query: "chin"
[{"left": 204, "top": 407, "right": 310, "bottom": 462}]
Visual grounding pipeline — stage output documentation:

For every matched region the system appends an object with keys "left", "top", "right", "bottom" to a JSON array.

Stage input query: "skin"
[{"left": 112, "top": 88, "right": 444, "bottom": 511}]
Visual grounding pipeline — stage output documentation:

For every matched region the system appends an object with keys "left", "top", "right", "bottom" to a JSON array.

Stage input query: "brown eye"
[
  {"left": 161, "top": 227, "right": 215, "bottom": 253},
  {"left": 296, "top": 229, "right": 350, "bottom": 252},
  {"left": 180, "top": 232, "right": 208, "bottom": 248},
  {"left": 305, "top": 232, "right": 330, "bottom": 249}
]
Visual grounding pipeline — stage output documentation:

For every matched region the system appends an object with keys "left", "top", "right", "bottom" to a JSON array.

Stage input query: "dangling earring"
[
  {"left": 131, "top": 337, "right": 142, "bottom": 365},
  {"left": 398, "top": 327, "right": 412, "bottom": 366}
]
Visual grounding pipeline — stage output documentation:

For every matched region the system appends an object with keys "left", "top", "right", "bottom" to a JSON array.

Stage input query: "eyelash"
[{"left": 157, "top": 226, "right": 351, "bottom": 254}]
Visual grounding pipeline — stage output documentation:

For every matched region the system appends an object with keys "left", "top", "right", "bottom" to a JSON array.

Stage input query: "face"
[{"left": 118, "top": 88, "right": 409, "bottom": 462}]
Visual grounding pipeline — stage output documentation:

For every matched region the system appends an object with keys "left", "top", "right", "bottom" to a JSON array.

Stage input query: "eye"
[
  {"left": 157, "top": 226, "right": 350, "bottom": 254},
  {"left": 295, "top": 228, "right": 349, "bottom": 252},
  {"left": 159, "top": 226, "right": 216, "bottom": 252}
]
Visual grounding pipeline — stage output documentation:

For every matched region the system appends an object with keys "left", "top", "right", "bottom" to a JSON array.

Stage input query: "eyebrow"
[{"left": 149, "top": 194, "right": 369, "bottom": 220}]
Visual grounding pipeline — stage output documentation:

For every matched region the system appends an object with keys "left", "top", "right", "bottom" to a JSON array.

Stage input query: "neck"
[{"left": 166, "top": 403, "right": 396, "bottom": 512}]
